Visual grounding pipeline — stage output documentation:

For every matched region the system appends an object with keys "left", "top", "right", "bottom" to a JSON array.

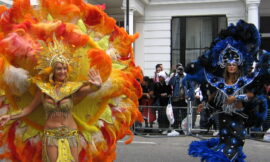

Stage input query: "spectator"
[
  {"left": 153, "top": 64, "right": 162, "bottom": 83},
  {"left": 159, "top": 64, "right": 164, "bottom": 71},
  {"left": 153, "top": 71, "right": 171, "bottom": 134},
  {"left": 168, "top": 65, "right": 187, "bottom": 136},
  {"left": 169, "top": 63, "right": 184, "bottom": 78},
  {"left": 139, "top": 76, "right": 156, "bottom": 129},
  {"left": 263, "top": 84, "right": 270, "bottom": 141},
  {"left": 193, "top": 86, "right": 203, "bottom": 128},
  {"left": 159, "top": 64, "right": 169, "bottom": 77}
]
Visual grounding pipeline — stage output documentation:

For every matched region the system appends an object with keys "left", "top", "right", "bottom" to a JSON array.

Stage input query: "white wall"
[
  {"left": 0, "top": 0, "right": 38, "bottom": 5},
  {"left": 135, "top": 0, "right": 246, "bottom": 77}
]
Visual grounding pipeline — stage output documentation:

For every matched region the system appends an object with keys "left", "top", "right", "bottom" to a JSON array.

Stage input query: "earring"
[{"left": 49, "top": 73, "right": 54, "bottom": 83}]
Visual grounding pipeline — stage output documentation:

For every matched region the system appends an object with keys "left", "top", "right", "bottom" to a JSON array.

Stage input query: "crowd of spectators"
[{"left": 138, "top": 63, "right": 270, "bottom": 140}]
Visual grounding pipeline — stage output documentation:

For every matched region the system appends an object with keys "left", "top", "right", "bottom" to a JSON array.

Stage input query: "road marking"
[{"left": 118, "top": 141, "right": 157, "bottom": 145}]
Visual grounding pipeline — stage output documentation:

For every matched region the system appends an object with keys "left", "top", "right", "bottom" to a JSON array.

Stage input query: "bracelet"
[
  {"left": 91, "top": 84, "right": 101, "bottom": 91},
  {"left": 235, "top": 94, "right": 248, "bottom": 102},
  {"left": 84, "top": 81, "right": 102, "bottom": 91}
]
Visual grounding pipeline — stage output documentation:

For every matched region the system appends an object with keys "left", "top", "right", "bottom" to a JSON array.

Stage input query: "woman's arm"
[
  {"left": 0, "top": 90, "right": 42, "bottom": 126},
  {"left": 142, "top": 92, "right": 150, "bottom": 99},
  {"left": 10, "top": 89, "right": 42, "bottom": 120},
  {"left": 227, "top": 92, "right": 255, "bottom": 104},
  {"left": 73, "top": 68, "right": 102, "bottom": 103}
]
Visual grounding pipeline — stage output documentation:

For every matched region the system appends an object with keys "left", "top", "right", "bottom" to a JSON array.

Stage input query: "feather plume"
[
  {"left": 3, "top": 65, "right": 29, "bottom": 95},
  {"left": 189, "top": 138, "right": 246, "bottom": 162},
  {"left": 0, "top": 1, "right": 143, "bottom": 161}
]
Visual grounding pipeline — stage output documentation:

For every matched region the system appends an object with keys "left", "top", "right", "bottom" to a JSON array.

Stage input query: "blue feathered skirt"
[
  {"left": 188, "top": 138, "right": 246, "bottom": 162},
  {"left": 188, "top": 113, "right": 247, "bottom": 162}
]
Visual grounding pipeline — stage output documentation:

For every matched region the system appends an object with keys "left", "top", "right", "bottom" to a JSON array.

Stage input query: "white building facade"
[
  {"left": 98, "top": 0, "right": 270, "bottom": 77},
  {"left": 1, "top": 0, "right": 270, "bottom": 77}
]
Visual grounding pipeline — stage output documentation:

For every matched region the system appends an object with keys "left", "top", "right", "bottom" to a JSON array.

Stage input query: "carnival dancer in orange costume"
[{"left": 0, "top": 0, "right": 143, "bottom": 161}]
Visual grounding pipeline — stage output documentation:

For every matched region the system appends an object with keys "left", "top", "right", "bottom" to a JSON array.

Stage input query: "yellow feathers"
[{"left": 0, "top": 0, "right": 142, "bottom": 161}]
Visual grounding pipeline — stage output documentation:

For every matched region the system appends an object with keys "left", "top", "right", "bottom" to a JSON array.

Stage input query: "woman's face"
[
  {"left": 156, "top": 67, "right": 161, "bottom": 73},
  {"left": 226, "top": 63, "right": 238, "bottom": 74},
  {"left": 159, "top": 76, "right": 165, "bottom": 82},
  {"left": 53, "top": 62, "right": 68, "bottom": 82}
]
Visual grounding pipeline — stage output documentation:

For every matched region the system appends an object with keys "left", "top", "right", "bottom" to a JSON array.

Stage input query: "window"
[
  {"left": 171, "top": 16, "right": 227, "bottom": 68},
  {"left": 116, "top": 21, "right": 125, "bottom": 28},
  {"left": 260, "top": 17, "right": 270, "bottom": 51}
]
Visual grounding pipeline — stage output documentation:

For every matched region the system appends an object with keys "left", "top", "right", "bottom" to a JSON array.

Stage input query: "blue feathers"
[
  {"left": 183, "top": 20, "right": 263, "bottom": 100},
  {"left": 185, "top": 20, "right": 265, "bottom": 162},
  {"left": 255, "top": 95, "right": 268, "bottom": 121},
  {"left": 244, "top": 94, "right": 269, "bottom": 127},
  {"left": 257, "top": 50, "right": 270, "bottom": 76},
  {"left": 184, "top": 20, "right": 260, "bottom": 77},
  {"left": 205, "top": 20, "right": 260, "bottom": 75},
  {"left": 188, "top": 138, "right": 247, "bottom": 162}
]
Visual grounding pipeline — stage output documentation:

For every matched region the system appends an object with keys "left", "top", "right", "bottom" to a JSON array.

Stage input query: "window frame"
[
  {"left": 170, "top": 15, "right": 227, "bottom": 69},
  {"left": 260, "top": 16, "right": 270, "bottom": 51}
]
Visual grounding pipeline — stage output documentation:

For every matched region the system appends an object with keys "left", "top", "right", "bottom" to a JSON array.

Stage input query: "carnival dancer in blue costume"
[{"left": 185, "top": 20, "right": 269, "bottom": 162}]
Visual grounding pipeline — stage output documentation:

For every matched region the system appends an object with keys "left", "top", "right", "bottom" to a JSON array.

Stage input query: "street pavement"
[{"left": 116, "top": 135, "right": 270, "bottom": 162}]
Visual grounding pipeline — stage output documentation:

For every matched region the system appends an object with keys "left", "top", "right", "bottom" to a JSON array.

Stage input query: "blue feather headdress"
[
  {"left": 200, "top": 20, "right": 260, "bottom": 75},
  {"left": 185, "top": 20, "right": 261, "bottom": 79},
  {"left": 183, "top": 20, "right": 261, "bottom": 98}
]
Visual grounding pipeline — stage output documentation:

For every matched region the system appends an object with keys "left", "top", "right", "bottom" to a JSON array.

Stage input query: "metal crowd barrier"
[
  {"left": 133, "top": 104, "right": 270, "bottom": 141},
  {"left": 133, "top": 104, "right": 213, "bottom": 136}
]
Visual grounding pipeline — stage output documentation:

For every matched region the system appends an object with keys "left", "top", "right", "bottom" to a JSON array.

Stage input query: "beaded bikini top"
[
  {"left": 35, "top": 80, "right": 83, "bottom": 119},
  {"left": 42, "top": 97, "right": 73, "bottom": 119}
]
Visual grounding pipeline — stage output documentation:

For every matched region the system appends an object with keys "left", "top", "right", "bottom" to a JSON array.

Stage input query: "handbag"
[{"left": 166, "top": 97, "right": 175, "bottom": 125}]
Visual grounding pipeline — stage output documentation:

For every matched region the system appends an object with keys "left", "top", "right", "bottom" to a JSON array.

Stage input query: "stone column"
[{"left": 246, "top": 0, "right": 261, "bottom": 29}]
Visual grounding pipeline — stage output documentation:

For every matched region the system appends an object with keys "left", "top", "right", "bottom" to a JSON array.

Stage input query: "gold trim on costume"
[
  {"left": 36, "top": 36, "right": 71, "bottom": 71},
  {"left": 0, "top": 89, "right": 5, "bottom": 96},
  {"left": 43, "top": 126, "right": 80, "bottom": 162},
  {"left": 35, "top": 36, "right": 81, "bottom": 79},
  {"left": 9, "top": 109, "right": 22, "bottom": 119},
  {"left": 57, "top": 138, "right": 75, "bottom": 162},
  {"left": 44, "top": 127, "right": 78, "bottom": 138},
  {"left": 35, "top": 80, "right": 83, "bottom": 102}
]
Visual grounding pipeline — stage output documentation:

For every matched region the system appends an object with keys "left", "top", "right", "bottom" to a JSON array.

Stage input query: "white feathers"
[
  {"left": 0, "top": 104, "right": 8, "bottom": 115},
  {"left": 96, "top": 120, "right": 104, "bottom": 128},
  {"left": 92, "top": 131, "right": 105, "bottom": 143},
  {"left": 3, "top": 65, "right": 29, "bottom": 95},
  {"left": 106, "top": 47, "right": 120, "bottom": 60}
]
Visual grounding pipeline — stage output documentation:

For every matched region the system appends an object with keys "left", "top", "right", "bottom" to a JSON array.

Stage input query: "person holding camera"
[{"left": 168, "top": 64, "right": 187, "bottom": 136}]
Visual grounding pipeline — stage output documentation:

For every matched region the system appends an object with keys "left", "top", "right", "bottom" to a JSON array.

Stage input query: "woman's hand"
[
  {"left": 161, "top": 93, "right": 167, "bottom": 97},
  {"left": 0, "top": 115, "right": 11, "bottom": 126},
  {"left": 197, "top": 103, "right": 204, "bottom": 113},
  {"left": 88, "top": 68, "right": 102, "bottom": 88},
  {"left": 74, "top": 69, "right": 103, "bottom": 103}
]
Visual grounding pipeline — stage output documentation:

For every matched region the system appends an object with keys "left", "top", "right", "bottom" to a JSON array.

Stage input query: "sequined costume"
[
  {"left": 42, "top": 127, "right": 80, "bottom": 162},
  {"left": 184, "top": 20, "right": 269, "bottom": 162},
  {"left": 39, "top": 81, "right": 82, "bottom": 162},
  {"left": 0, "top": 0, "right": 143, "bottom": 161}
]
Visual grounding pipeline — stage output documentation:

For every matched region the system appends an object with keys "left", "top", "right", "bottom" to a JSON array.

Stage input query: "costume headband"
[{"left": 218, "top": 44, "right": 243, "bottom": 68}]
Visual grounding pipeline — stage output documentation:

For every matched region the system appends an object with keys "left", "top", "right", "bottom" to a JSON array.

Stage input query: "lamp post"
[{"left": 126, "top": 0, "right": 129, "bottom": 34}]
